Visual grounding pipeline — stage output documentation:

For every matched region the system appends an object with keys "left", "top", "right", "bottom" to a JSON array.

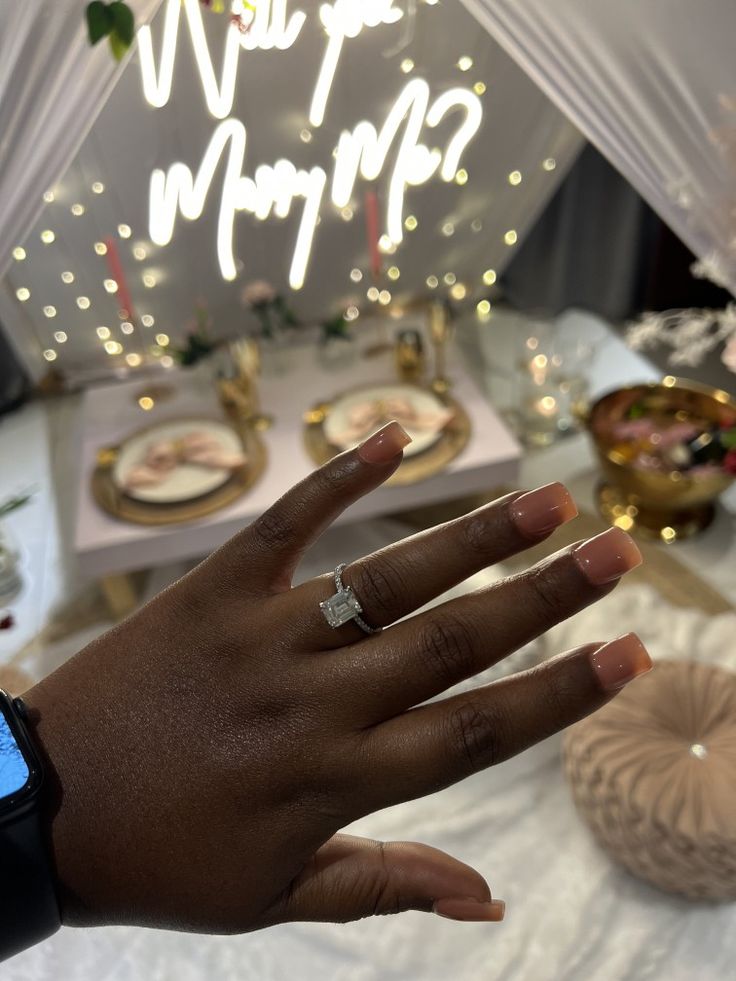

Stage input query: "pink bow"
[
  {"left": 124, "top": 431, "right": 247, "bottom": 489},
  {"left": 334, "top": 396, "right": 454, "bottom": 443}
]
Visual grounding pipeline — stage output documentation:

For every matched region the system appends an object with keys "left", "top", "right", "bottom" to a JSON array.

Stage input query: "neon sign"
[{"left": 138, "top": 0, "right": 483, "bottom": 289}]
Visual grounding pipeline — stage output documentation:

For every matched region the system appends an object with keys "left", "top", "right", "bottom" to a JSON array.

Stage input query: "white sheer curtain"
[
  {"left": 0, "top": 0, "right": 162, "bottom": 281},
  {"left": 460, "top": 0, "right": 736, "bottom": 297}
]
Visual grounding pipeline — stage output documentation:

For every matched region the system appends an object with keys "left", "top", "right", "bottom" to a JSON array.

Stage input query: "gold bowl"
[{"left": 585, "top": 376, "right": 736, "bottom": 541}]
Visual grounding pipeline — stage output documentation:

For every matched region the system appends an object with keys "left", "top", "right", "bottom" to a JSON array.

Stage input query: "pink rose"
[{"left": 241, "top": 281, "right": 276, "bottom": 307}]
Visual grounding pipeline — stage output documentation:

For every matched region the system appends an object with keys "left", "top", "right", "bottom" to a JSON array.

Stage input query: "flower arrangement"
[
  {"left": 172, "top": 301, "right": 221, "bottom": 367},
  {"left": 626, "top": 254, "right": 736, "bottom": 374},
  {"left": 594, "top": 398, "right": 736, "bottom": 477},
  {"left": 240, "top": 281, "right": 299, "bottom": 339}
]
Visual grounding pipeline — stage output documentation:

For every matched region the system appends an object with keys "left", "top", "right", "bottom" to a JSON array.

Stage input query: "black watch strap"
[{"left": 0, "top": 798, "right": 61, "bottom": 961}]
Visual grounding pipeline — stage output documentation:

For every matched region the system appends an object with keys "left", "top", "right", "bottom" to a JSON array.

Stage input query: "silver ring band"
[{"left": 319, "top": 563, "right": 381, "bottom": 634}]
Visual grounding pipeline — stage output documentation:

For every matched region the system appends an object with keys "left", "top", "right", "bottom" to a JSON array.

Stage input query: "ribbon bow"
[
  {"left": 124, "top": 430, "right": 247, "bottom": 489},
  {"left": 335, "top": 397, "right": 454, "bottom": 444}
]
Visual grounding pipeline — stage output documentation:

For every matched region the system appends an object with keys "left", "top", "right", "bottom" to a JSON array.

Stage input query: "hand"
[{"left": 23, "top": 422, "right": 650, "bottom": 932}]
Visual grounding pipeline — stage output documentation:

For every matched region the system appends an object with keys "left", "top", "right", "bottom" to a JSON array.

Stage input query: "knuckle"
[
  {"left": 525, "top": 566, "right": 566, "bottom": 621},
  {"left": 348, "top": 560, "right": 403, "bottom": 622},
  {"left": 448, "top": 700, "right": 503, "bottom": 773},
  {"left": 537, "top": 664, "right": 578, "bottom": 732},
  {"left": 249, "top": 506, "right": 294, "bottom": 552},
  {"left": 460, "top": 512, "right": 496, "bottom": 559},
  {"left": 419, "top": 613, "right": 477, "bottom": 687}
]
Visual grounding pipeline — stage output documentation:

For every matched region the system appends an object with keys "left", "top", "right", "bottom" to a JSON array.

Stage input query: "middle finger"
[{"left": 322, "top": 526, "right": 642, "bottom": 722}]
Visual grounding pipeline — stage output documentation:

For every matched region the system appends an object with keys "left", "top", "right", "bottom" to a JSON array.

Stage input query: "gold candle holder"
[
  {"left": 429, "top": 301, "right": 451, "bottom": 395},
  {"left": 216, "top": 339, "right": 273, "bottom": 431}
]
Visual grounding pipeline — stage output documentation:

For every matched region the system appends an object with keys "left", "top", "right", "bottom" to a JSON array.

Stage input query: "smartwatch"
[{"left": 0, "top": 689, "right": 61, "bottom": 961}]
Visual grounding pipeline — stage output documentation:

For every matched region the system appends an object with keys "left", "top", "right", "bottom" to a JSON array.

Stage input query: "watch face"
[
  {"left": 0, "top": 696, "right": 40, "bottom": 810},
  {"left": 0, "top": 712, "right": 29, "bottom": 798}
]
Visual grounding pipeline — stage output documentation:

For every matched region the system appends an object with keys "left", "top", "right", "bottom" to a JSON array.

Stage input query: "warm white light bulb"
[
  {"left": 121, "top": 322, "right": 135, "bottom": 334},
  {"left": 40, "top": 230, "right": 55, "bottom": 244},
  {"left": 426, "top": 275, "right": 439, "bottom": 289},
  {"left": 54, "top": 331, "right": 68, "bottom": 343},
  {"left": 71, "top": 203, "right": 85, "bottom": 216},
  {"left": 367, "top": 287, "right": 379, "bottom": 302},
  {"left": 443, "top": 272, "right": 456, "bottom": 286},
  {"left": 457, "top": 56, "right": 473, "bottom": 72},
  {"left": 482, "top": 269, "right": 497, "bottom": 286},
  {"left": 126, "top": 353, "right": 142, "bottom": 367},
  {"left": 141, "top": 314, "right": 155, "bottom": 327},
  {"left": 450, "top": 283, "right": 467, "bottom": 300},
  {"left": 350, "top": 268, "right": 363, "bottom": 282},
  {"left": 378, "top": 290, "right": 391, "bottom": 305},
  {"left": 133, "top": 246, "right": 147, "bottom": 261},
  {"left": 543, "top": 157, "right": 557, "bottom": 171},
  {"left": 12, "top": 247, "right": 26, "bottom": 261},
  {"left": 96, "top": 326, "right": 111, "bottom": 339},
  {"left": 118, "top": 224, "right": 132, "bottom": 238},
  {"left": 94, "top": 242, "right": 108, "bottom": 256},
  {"left": 504, "top": 229, "right": 518, "bottom": 245},
  {"left": 61, "top": 271, "right": 75, "bottom": 284},
  {"left": 404, "top": 215, "right": 418, "bottom": 231},
  {"left": 43, "top": 190, "right": 55, "bottom": 203},
  {"left": 400, "top": 59, "right": 414, "bottom": 74},
  {"left": 77, "top": 296, "right": 91, "bottom": 310},
  {"left": 155, "top": 333, "right": 170, "bottom": 346},
  {"left": 16, "top": 288, "right": 30, "bottom": 302},
  {"left": 43, "top": 349, "right": 57, "bottom": 362},
  {"left": 104, "top": 279, "right": 119, "bottom": 294},
  {"left": 508, "top": 170, "right": 523, "bottom": 186},
  {"left": 387, "top": 266, "right": 400, "bottom": 281},
  {"left": 143, "top": 273, "right": 156, "bottom": 288},
  {"left": 43, "top": 305, "right": 57, "bottom": 318},
  {"left": 92, "top": 181, "right": 105, "bottom": 194}
]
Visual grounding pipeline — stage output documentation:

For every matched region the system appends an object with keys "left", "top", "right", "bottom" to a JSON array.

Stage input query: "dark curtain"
[{"left": 500, "top": 143, "right": 732, "bottom": 322}]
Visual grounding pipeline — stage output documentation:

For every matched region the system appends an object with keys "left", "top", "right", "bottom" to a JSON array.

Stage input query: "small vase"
[{"left": 0, "top": 523, "right": 22, "bottom": 601}]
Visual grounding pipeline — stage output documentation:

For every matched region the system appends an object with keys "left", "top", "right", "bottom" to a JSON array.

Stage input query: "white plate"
[
  {"left": 324, "top": 384, "right": 450, "bottom": 458},
  {"left": 113, "top": 419, "right": 243, "bottom": 504}
]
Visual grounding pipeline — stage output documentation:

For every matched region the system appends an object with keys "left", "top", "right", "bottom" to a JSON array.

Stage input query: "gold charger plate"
[
  {"left": 303, "top": 384, "right": 471, "bottom": 486},
  {"left": 92, "top": 417, "right": 267, "bottom": 526}
]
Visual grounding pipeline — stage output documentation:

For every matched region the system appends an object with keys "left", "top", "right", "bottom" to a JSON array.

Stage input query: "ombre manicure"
[
  {"left": 591, "top": 633, "right": 653, "bottom": 691},
  {"left": 510, "top": 482, "right": 578, "bottom": 538},
  {"left": 432, "top": 897, "right": 506, "bottom": 922},
  {"left": 573, "top": 527, "right": 642, "bottom": 585},
  {"left": 357, "top": 421, "right": 412, "bottom": 465}
]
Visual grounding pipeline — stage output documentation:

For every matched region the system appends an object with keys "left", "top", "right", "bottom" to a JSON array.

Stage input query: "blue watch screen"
[{"left": 0, "top": 711, "right": 29, "bottom": 799}]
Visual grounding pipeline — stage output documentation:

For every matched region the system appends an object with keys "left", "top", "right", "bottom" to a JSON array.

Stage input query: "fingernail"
[
  {"left": 509, "top": 482, "right": 578, "bottom": 538},
  {"left": 572, "top": 527, "right": 642, "bottom": 585},
  {"left": 357, "top": 421, "right": 412, "bottom": 465},
  {"left": 591, "top": 632, "right": 653, "bottom": 691},
  {"left": 432, "top": 898, "right": 506, "bottom": 922}
]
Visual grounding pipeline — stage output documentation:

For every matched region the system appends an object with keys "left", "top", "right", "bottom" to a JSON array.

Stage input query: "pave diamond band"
[{"left": 319, "top": 563, "right": 380, "bottom": 634}]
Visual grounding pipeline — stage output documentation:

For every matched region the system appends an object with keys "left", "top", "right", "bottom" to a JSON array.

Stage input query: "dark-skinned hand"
[{"left": 23, "top": 421, "right": 650, "bottom": 933}]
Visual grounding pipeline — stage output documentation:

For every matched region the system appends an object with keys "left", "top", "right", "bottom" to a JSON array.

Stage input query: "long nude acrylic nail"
[
  {"left": 591, "top": 633, "right": 653, "bottom": 691},
  {"left": 572, "top": 527, "right": 642, "bottom": 585},
  {"left": 432, "top": 897, "right": 506, "bottom": 922},
  {"left": 509, "top": 482, "right": 578, "bottom": 538},
  {"left": 357, "top": 421, "right": 412, "bottom": 465}
]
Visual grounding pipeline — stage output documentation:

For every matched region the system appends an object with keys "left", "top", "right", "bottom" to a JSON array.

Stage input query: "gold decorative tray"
[{"left": 91, "top": 417, "right": 267, "bottom": 526}]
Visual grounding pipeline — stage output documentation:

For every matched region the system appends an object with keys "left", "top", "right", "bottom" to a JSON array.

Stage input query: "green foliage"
[
  {"left": 86, "top": 1, "right": 135, "bottom": 61},
  {"left": 86, "top": 1, "right": 114, "bottom": 44},
  {"left": 0, "top": 491, "right": 34, "bottom": 519}
]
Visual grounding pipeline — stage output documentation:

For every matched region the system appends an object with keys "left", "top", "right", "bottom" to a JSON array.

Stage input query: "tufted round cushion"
[{"left": 564, "top": 659, "right": 736, "bottom": 900}]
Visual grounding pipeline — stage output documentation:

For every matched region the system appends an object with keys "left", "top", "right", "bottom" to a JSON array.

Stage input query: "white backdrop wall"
[{"left": 1, "top": 0, "right": 582, "bottom": 380}]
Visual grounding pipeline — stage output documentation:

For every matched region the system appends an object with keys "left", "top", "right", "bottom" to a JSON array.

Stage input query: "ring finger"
[{"left": 286, "top": 482, "right": 578, "bottom": 649}]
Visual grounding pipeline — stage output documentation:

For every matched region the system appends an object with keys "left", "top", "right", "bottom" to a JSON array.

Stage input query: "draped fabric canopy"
[
  {"left": 0, "top": 0, "right": 163, "bottom": 282},
  {"left": 460, "top": 0, "right": 736, "bottom": 297}
]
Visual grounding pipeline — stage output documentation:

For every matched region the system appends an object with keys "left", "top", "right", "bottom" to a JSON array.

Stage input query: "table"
[{"left": 72, "top": 334, "right": 521, "bottom": 610}]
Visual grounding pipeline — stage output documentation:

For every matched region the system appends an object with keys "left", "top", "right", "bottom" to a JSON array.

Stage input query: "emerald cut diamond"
[{"left": 320, "top": 587, "right": 363, "bottom": 628}]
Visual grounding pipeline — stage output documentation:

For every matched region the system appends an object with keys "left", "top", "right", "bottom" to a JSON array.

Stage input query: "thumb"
[{"left": 267, "top": 834, "right": 505, "bottom": 924}]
